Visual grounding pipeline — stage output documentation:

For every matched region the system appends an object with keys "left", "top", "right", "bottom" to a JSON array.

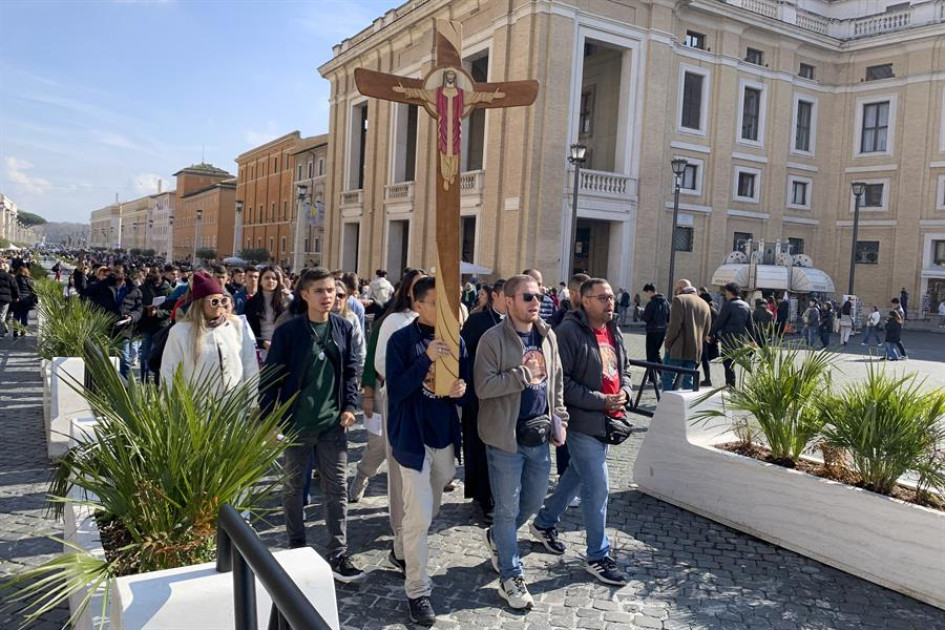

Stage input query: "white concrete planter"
[
  {"left": 633, "top": 391, "right": 945, "bottom": 611},
  {"left": 61, "top": 418, "right": 341, "bottom": 629},
  {"left": 41, "top": 358, "right": 52, "bottom": 436},
  {"left": 47, "top": 357, "right": 119, "bottom": 460}
]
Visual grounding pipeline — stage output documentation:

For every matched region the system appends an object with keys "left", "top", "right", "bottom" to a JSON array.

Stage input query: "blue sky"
[{"left": 0, "top": 0, "right": 390, "bottom": 223}]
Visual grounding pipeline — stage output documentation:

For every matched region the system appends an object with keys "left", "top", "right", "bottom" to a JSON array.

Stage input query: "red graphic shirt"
[{"left": 593, "top": 325, "right": 623, "bottom": 418}]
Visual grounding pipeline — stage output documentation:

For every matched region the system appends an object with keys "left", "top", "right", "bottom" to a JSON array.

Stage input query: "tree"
[
  {"left": 238, "top": 248, "right": 270, "bottom": 264},
  {"left": 129, "top": 248, "right": 143, "bottom": 257},
  {"left": 195, "top": 247, "right": 218, "bottom": 263},
  {"left": 17, "top": 211, "right": 47, "bottom": 226},
  {"left": 141, "top": 249, "right": 156, "bottom": 258}
]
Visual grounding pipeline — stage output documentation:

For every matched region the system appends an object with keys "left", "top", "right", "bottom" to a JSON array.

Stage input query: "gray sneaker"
[
  {"left": 348, "top": 475, "right": 369, "bottom": 503},
  {"left": 482, "top": 526, "right": 499, "bottom": 573},
  {"left": 499, "top": 575, "right": 534, "bottom": 610}
]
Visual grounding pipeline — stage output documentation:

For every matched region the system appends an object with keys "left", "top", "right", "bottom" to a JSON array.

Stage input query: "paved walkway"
[{"left": 1, "top": 314, "right": 944, "bottom": 628}]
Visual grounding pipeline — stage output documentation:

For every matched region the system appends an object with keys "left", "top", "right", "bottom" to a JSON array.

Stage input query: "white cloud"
[
  {"left": 4, "top": 157, "right": 52, "bottom": 195},
  {"left": 95, "top": 131, "right": 138, "bottom": 150},
  {"left": 132, "top": 173, "right": 166, "bottom": 195}
]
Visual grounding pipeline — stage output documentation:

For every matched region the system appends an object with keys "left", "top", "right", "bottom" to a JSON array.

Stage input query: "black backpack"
[{"left": 147, "top": 322, "right": 174, "bottom": 375}]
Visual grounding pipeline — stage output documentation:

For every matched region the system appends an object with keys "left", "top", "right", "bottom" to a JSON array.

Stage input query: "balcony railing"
[
  {"left": 384, "top": 181, "right": 414, "bottom": 202},
  {"left": 460, "top": 170, "right": 485, "bottom": 194},
  {"left": 340, "top": 190, "right": 362, "bottom": 207},
  {"left": 721, "top": 0, "right": 943, "bottom": 40},
  {"left": 576, "top": 168, "right": 637, "bottom": 199}
]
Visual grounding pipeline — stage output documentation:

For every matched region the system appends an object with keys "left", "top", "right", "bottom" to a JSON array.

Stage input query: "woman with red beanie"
[{"left": 160, "top": 271, "right": 259, "bottom": 395}]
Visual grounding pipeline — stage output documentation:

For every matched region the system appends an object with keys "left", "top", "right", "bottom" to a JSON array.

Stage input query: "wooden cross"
[{"left": 355, "top": 19, "right": 539, "bottom": 395}]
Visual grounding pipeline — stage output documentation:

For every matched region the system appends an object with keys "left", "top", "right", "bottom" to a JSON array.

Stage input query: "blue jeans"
[
  {"left": 534, "top": 431, "right": 610, "bottom": 562},
  {"left": 862, "top": 326, "right": 880, "bottom": 345},
  {"left": 662, "top": 357, "right": 697, "bottom": 391},
  {"left": 885, "top": 342, "right": 900, "bottom": 361},
  {"left": 805, "top": 326, "right": 817, "bottom": 347},
  {"left": 118, "top": 338, "right": 134, "bottom": 378},
  {"left": 138, "top": 333, "right": 153, "bottom": 381},
  {"left": 486, "top": 443, "right": 551, "bottom": 580}
]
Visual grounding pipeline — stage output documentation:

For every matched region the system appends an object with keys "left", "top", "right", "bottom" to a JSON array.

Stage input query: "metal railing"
[
  {"left": 216, "top": 504, "right": 331, "bottom": 630},
  {"left": 626, "top": 358, "right": 701, "bottom": 418}
]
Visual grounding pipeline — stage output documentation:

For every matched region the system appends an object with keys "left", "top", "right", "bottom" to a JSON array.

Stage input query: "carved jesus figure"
[{"left": 393, "top": 69, "right": 505, "bottom": 190}]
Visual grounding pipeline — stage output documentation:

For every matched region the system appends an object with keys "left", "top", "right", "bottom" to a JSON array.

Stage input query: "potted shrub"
[
  {"left": 633, "top": 341, "right": 945, "bottom": 610},
  {"left": 3, "top": 346, "right": 295, "bottom": 628}
]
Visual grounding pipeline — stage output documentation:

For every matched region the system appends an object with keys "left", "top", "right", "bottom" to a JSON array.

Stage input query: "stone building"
[
  {"left": 318, "top": 0, "right": 945, "bottom": 310},
  {"left": 290, "top": 134, "right": 330, "bottom": 269},
  {"left": 148, "top": 189, "right": 175, "bottom": 259},
  {"left": 119, "top": 196, "right": 149, "bottom": 252},
  {"left": 89, "top": 202, "right": 123, "bottom": 249},
  {"left": 172, "top": 164, "right": 236, "bottom": 265}
]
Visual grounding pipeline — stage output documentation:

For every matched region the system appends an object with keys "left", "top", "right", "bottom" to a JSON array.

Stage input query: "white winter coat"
[{"left": 160, "top": 317, "right": 259, "bottom": 396}]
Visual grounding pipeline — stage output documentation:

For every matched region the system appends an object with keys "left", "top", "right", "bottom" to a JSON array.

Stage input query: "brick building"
[{"left": 172, "top": 163, "right": 236, "bottom": 265}]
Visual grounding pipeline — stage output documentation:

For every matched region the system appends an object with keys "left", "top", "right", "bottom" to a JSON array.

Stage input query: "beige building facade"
[{"left": 319, "top": 0, "right": 945, "bottom": 310}]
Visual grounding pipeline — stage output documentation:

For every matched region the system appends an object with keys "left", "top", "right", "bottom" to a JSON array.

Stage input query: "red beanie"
[{"left": 191, "top": 272, "right": 223, "bottom": 301}]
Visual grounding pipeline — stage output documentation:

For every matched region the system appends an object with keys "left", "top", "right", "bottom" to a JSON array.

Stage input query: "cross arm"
[
  {"left": 473, "top": 79, "right": 539, "bottom": 109},
  {"left": 353, "top": 68, "right": 426, "bottom": 105}
]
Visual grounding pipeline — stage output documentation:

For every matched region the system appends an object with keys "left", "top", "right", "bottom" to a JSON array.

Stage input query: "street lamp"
[
  {"left": 193, "top": 209, "right": 203, "bottom": 267},
  {"left": 234, "top": 200, "right": 244, "bottom": 258},
  {"left": 168, "top": 214, "right": 174, "bottom": 263},
  {"left": 567, "top": 143, "right": 587, "bottom": 279},
  {"left": 667, "top": 157, "right": 689, "bottom": 296},
  {"left": 292, "top": 186, "right": 308, "bottom": 273},
  {"left": 849, "top": 182, "right": 866, "bottom": 297}
]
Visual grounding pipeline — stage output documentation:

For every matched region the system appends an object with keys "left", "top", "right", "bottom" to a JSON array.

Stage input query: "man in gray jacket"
[
  {"left": 474, "top": 274, "right": 568, "bottom": 610},
  {"left": 532, "top": 278, "right": 631, "bottom": 586}
]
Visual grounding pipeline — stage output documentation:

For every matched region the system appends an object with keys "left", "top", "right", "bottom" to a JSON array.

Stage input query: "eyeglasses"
[
  {"left": 586, "top": 294, "right": 616, "bottom": 303},
  {"left": 336, "top": 293, "right": 346, "bottom": 298},
  {"left": 208, "top": 296, "right": 231, "bottom": 308},
  {"left": 520, "top": 292, "right": 541, "bottom": 303}
]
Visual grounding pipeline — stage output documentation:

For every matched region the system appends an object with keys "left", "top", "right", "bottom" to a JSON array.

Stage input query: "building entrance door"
[
  {"left": 387, "top": 220, "right": 409, "bottom": 283},
  {"left": 573, "top": 219, "right": 611, "bottom": 279}
]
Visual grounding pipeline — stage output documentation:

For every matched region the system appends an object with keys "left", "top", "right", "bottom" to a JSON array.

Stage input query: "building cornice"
[{"left": 235, "top": 131, "right": 303, "bottom": 161}]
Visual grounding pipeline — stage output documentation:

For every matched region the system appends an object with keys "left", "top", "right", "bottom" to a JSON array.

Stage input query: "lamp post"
[
  {"left": 567, "top": 143, "right": 587, "bottom": 280},
  {"left": 292, "top": 185, "right": 308, "bottom": 273},
  {"left": 168, "top": 215, "right": 174, "bottom": 262},
  {"left": 849, "top": 182, "right": 866, "bottom": 297},
  {"left": 193, "top": 209, "right": 203, "bottom": 267},
  {"left": 234, "top": 200, "right": 244, "bottom": 259},
  {"left": 667, "top": 157, "right": 689, "bottom": 296}
]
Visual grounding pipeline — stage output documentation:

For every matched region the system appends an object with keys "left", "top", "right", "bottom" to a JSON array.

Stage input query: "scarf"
[{"left": 206, "top": 314, "right": 228, "bottom": 329}]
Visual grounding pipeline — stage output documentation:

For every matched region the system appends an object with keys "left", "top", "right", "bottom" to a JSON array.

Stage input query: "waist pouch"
[
  {"left": 516, "top": 414, "right": 552, "bottom": 447},
  {"left": 597, "top": 415, "right": 633, "bottom": 445}
]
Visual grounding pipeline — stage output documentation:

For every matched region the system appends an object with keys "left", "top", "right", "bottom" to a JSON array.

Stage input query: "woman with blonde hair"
[{"left": 160, "top": 272, "right": 258, "bottom": 395}]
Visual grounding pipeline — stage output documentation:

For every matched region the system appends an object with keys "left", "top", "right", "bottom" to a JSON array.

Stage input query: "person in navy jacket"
[
  {"left": 385, "top": 276, "right": 469, "bottom": 626},
  {"left": 261, "top": 267, "right": 364, "bottom": 584}
]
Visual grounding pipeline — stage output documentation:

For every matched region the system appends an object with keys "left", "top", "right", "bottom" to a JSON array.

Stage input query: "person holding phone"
[{"left": 474, "top": 274, "right": 568, "bottom": 610}]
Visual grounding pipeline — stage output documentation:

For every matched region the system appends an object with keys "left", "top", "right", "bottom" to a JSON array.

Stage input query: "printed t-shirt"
[
  {"left": 593, "top": 324, "right": 623, "bottom": 418},
  {"left": 518, "top": 328, "right": 548, "bottom": 420}
]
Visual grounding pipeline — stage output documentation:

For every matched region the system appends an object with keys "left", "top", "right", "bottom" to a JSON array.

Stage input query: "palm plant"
[
  {"left": 3, "top": 341, "right": 294, "bottom": 628},
  {"left": 695, "top": 341, "right": 834, "bottom": 466},
  {"left": 820, "top": 366, "right": 945, "bottom": 497},
  {"left": 34, "top": 279, "right": 118, "bottom": 360}
]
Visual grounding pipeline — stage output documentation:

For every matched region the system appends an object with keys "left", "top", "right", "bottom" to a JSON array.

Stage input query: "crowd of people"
[{"left": 35, "top": 251, "right": 936, "bottom": 625}]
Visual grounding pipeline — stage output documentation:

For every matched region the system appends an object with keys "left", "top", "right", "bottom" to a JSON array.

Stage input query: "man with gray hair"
[{"left": 663, "top": 279, "right": 711, "bottom": 391}]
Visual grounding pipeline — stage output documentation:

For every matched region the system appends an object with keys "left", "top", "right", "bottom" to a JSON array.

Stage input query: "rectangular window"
[
  {"left": 271, "top": 202, "right": 276, "bottom": 221},
  {"left": 308, "top": 161, "right": 314, "bottom": 178},
  {"left": 855, "top": 241, "right": 880, "bottom": 264},
  {"left": 733, "top": 231, "right": 753, "bottom": 252},
  {"left": 933, "top": 240, "right": 945, "bottom": 265},
  {"left": 863, "top": 183, "right": 884, "bottom": 207},
  {"left": 737, "top": 172, "right": 756, "bottom": 199},
  {"left": 788, "top": 237, "right": 805, "bottom": 255},
  {"left": 792, "top": 180, "right": 808, "bottom": 206},
  {"left": 741, "top": 87, "right": 761, "bottom": 141},
  {"left": 799, "top": 63, "right": 815, "bottom": 80},
  {"left": 673, "top": 226, "right": 694, "bottom": 252},
  {"left": 681, "top": 164, "right": 698, "bottom": 190},
  {"left": 745, "top": 48, "right": 764, "bottom": 66},
  {"left": 866, "top": 63, "right": 894, "bottom": 81},
  {"left": 580, "top": 89, "right": 594, "bottom": 135},
  {"left": 318, "top": 159, "right": 325, "bottom": 176},
  {"left": 274, "top": 156, "right": 279, "bottom": 171},
  {"left": 297, "top": 164, "right": 303, "bottom": 180},
  {"left": 283, "top": 200, "right": 287, "bottom": 221},
  {"left": 795, "top": 100, "right": 813, "bottom": 152},
  {"left": 860, "top": 102, "right": 889, "bottom": 153},
  {"left": 685, "top": 31, "right": 705, "bottom": 49},
  {"left": 681, "top": 72, "right": 704, "bottom": 131},
  {"left": 281, "top": 236, "right": 287, "bottom": 253}
]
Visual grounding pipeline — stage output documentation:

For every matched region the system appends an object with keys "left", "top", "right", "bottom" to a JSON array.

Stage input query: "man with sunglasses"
[
  {"left": 475, "top": 274, "right": 568, "bottom": 609},
  {"left": 531, "top": 278, "right": 631, "bottom": 586},
  {"left": 262, "top": 267, "right": 365, "bottom": 584}
]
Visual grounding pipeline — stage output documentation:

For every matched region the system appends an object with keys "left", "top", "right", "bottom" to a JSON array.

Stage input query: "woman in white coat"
[{"left": 161, "top": 272, "right": 259, "bottom": 396}]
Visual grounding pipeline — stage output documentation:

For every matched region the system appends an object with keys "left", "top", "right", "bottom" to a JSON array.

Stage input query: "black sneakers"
[
  {"left": 408, "top": 595, "right": 436, "bottom": 626},
  {"left": 529, "top": 522, "right": 566, "bottom": 555},
  {"left": 586, "top": 555, "right": 628, "bottom": 586},
  {"left": 330, "top": 554, "right": 366, "bottom": 584}
]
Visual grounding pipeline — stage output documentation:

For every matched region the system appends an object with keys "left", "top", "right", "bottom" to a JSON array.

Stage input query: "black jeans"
[
  {"left": 645, "top": 332, "right": 665, "bottom": 385},
  {"left": 283, "top": 424, "right": 348, "bottom": 557}
]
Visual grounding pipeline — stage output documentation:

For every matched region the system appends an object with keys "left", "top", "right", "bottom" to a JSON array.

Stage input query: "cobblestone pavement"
[
  {"left": 0, "top": 336, "right": 70, "bottom": 630},
  {"left": 2, "top": 320, "right": 945, "bottom": 629}
]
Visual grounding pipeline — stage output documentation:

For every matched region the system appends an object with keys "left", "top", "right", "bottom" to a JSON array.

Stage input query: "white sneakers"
[{"left": 499, "top": 575, "right": 534, "bottom": 610}]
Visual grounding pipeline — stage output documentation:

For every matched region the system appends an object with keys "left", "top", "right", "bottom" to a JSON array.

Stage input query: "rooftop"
[{"left": 172, "top": 163, "right": 233, "bottom": 178}]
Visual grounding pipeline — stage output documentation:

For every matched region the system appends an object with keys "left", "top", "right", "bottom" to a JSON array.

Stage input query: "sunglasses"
[
  {"left": 208, "top": 296, "right": 231, "bottom": 308},
  {"left": 336, "top": 292, "right": 346, "bottom": 298},
  {"left": 520, "top": 292, "right": 541, "bottom": 303}
]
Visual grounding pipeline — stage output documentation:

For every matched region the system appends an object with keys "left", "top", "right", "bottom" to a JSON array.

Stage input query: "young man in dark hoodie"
[
  {"left": 641, "top": 283, "right": 669, "bottom": 386},
  {"left": 386, "top": 276, "right": 468, "bottom": 626},
  {"left": 262, "top": 267, "right": 364, "bottom": 584}
]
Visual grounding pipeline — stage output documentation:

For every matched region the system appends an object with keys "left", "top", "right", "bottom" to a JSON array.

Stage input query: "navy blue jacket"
[
  {"left": 261, "top": 313, "right": 359, "bottom": 431},
  {"left": 386, "top": 323, "right": 470, "bottom": 472}
]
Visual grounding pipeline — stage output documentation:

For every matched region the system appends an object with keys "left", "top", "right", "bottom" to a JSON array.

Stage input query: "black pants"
[
  {"left": 897, "top": 340, "right": 907, "bottom": 356},
  {"left": 645, "top": 331, "right": 665, "bottom": 385},
  {"left": 460, "top": 401, "right": 493, "bottom": 510}
]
